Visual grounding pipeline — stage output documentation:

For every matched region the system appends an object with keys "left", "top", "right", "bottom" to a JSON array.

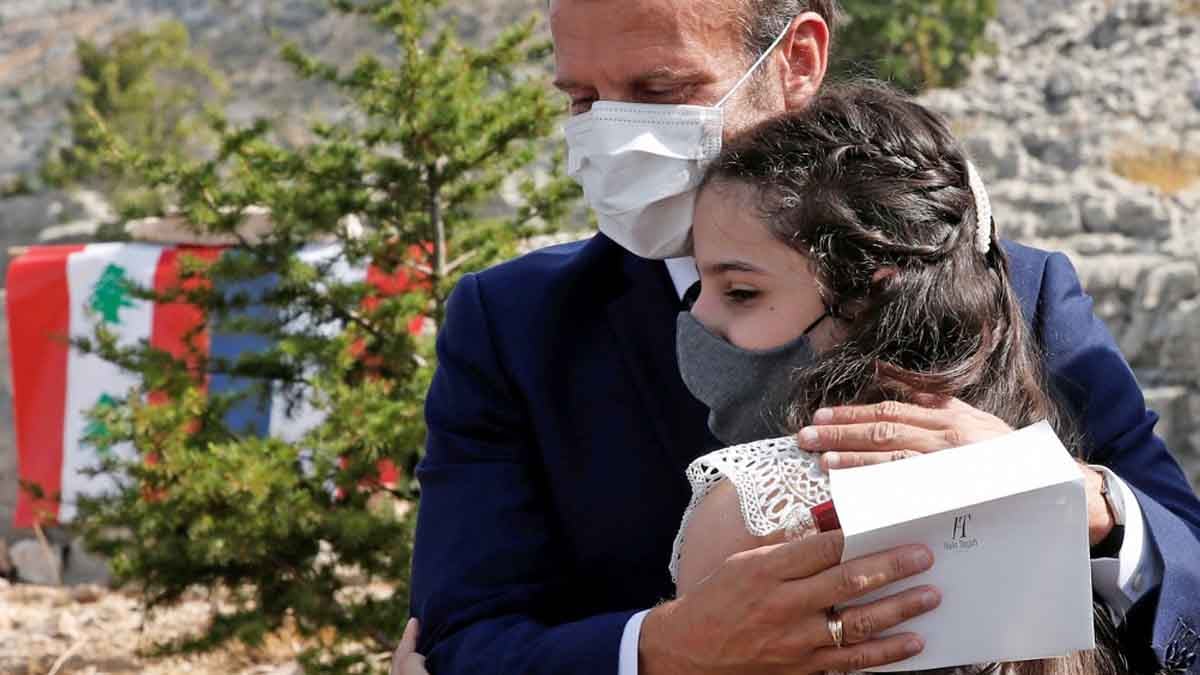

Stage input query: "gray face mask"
[{"left": 676, "top": 311, "right": 827, "bottom": 446}]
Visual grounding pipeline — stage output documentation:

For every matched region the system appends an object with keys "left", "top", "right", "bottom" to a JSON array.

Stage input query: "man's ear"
[{"left": 777, "top": 12, "right": 830, "bottom": 111}]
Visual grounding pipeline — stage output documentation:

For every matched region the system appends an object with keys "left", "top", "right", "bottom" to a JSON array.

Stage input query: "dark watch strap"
[{"left": 1091, "top": 524, "right": 1126, "bottom": 559}]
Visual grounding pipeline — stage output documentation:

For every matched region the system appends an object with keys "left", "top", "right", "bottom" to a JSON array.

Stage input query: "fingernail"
[
  {"left": 799, "top": 427, "right": 818, "bottom": 445},
  {"left": 921, "top": 589, "right": 941, "bottom": 609},
  {"left": 908, "top": 547, "right": 933, "bottom": 570},
  {"left": 824, "top": 452, "right": 841, "bottom": 469},
  {"left": 906, "top": 637, "right": 924, "bottom": 655},
  {"left": 812, "top": 408, "right": 833, "bottom": 424}
]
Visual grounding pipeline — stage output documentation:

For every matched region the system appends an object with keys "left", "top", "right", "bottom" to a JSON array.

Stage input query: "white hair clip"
[{"left": 966, "top": 161, "right": 992, "bottom": 255}]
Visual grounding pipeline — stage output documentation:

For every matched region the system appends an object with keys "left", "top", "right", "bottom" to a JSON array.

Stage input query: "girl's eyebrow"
[{"left": 704, "top": 260, "right": 766, "bottom": 275}]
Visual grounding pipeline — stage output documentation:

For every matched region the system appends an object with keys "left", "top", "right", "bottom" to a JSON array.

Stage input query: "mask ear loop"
[
  {"left": 801, "top": 308, "right": 832, "bottom": 336},
  {"left": 716, "top": 18, "right": 795, "bottom": 109}
]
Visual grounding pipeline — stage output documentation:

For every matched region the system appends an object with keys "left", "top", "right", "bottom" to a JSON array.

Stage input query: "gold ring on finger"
[{"left": 826, "top": 608, "right": 844, "bottom": 648}]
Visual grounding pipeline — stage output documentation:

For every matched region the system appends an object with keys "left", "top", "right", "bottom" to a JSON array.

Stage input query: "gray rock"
[
  {"left": 1140, "top": 262, "right": 1200, "bottom": 310},
  {"left": 1088, "top": 13, "right": 1123, "bottom": 50},
  {"left": 1068, "top": 234, "right": 1139, "bottom": 256},
  {"left": 1029, "top": 200, "right": 1082, "bottom": 236},
  {"left": 1081, "top": 193, "right": 1119, "bottom": 233},
  {"left": 1159, "top": 299, "right": 1200, "bottom": 372},
  {"left": 1119, "top": 308, "right": 1157, "bottom": 365},
  {"left": 1144, "top": 386, "right": 1189, "bottom": 456},
  {"left": 1044, "top": 72, "right": 1077, "bottom": 112},
  {"left": 9, "top": 538, "right": 62, "bottom": 585},
  {"left": 993, "top": 184, "right": 1082, "bottom": 236},
  {"left": 1080, "top": 188, "right": 1173, "bottom": 239},
  {"left": 1129, "top": 0, "right": 1169, "bottom": 26},
  {"left": 0, "top": 190, "right": 93, "bottom": 287},
  {"left": 1186, "top": 396, "right": 1200, "bottom": 458},
  {"left": 1022, "top": 131, "right": 1084, "bottom": 172},
  {"left": 964, "top": 132, "right": 1025, "bottom": 180},
  {"left": 1073, "top": 254, "right": 1163, "bottom": 295},
  {"left": 62, "top": 537, "right": 112, "bottom": 587},
  {"left": 994, "top": 0, "right": 1076, "bottom": 34},
  {"left": 1113, "top": 192, "right": 1173, "bottom": 240}
]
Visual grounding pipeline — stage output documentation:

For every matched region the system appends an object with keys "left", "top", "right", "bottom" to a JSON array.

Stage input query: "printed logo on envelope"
[{"left": 945, "top": 513, "right": 978, "bottom": 552}]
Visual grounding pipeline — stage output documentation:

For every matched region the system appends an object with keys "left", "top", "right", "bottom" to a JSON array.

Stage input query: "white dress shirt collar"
[{"left": 664, "top": 257, "right": 699, "bottom": 301}]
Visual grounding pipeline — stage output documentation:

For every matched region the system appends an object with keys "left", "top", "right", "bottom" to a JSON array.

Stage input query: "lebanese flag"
[{"left": 8, "top": 242, "right": 412, "bottom": 527}]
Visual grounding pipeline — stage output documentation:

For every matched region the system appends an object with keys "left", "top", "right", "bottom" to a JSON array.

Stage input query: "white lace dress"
[
  {"left": 669, "top": 435, "right": 832, "bottom": 583},
  {"left": 669, "top": 437, "right": 867, "bottom": 675}
]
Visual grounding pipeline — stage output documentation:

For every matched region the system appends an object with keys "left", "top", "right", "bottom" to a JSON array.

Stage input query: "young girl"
[{"left": 670, "top": 82, "right": 1129, "bottom": 675}]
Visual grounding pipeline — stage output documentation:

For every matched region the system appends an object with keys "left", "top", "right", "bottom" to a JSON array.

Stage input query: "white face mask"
[{"left": 562, "top": 22, "right": 793, "bottom": 259}]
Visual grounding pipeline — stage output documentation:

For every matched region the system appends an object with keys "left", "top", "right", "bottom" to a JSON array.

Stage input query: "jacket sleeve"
[
  {"left": 411, "top": 272, "right": 635, "bottom": 674},
  {"left": 1035, "top": 252, "right": 1200, "bottom": 670}
]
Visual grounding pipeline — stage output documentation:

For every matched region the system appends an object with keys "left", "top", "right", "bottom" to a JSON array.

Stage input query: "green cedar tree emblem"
[
  {"left": 83, "top": 393, "right": 118, "bottom": 455},
  {"left": 90, "top": 263, "right": 135, "bottom": 324}
]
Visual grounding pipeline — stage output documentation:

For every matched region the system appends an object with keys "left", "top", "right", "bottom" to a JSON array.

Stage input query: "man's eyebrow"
[
  {"left": 705, "top": 260, "right": 766, "bottom": 275},
  {"left": 630, "top": 65, "right": 706, "bottom": 85},
  {"left": 552, "top": 77, "right": 589, "bottom": 92}
]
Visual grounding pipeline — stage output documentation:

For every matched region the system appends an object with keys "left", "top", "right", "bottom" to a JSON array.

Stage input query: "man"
[{"left": 409, "top": 1, "right": 1200, "bottom": 673}]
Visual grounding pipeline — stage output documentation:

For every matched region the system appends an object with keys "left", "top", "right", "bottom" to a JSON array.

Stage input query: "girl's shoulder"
[{"left": 685, "top": 436, "right": 831, "bottom": 537}]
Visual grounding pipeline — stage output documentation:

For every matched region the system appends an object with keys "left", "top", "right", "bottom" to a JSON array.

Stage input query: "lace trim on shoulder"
[{"left": 669, "top": 436, "right": 831, "bottom": 583}]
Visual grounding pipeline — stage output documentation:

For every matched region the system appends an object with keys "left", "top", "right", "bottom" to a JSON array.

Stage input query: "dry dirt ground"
[{"left": 0, "top": 578, "right": 388, "bottom": 675}]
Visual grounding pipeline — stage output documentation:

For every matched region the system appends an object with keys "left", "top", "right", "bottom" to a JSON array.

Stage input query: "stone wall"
[{"left": 921, "top": 0, "right": 1200, "bottom": 487}]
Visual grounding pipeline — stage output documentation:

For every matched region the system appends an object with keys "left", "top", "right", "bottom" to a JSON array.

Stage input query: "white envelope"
[{"left": 830, "top": 421, "right": 1095, "bottom": 671}]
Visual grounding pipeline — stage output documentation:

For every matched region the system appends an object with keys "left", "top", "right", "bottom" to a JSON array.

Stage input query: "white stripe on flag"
[
  {"left": 60, "top": 243, "right": 164, "bottom": 521},
  {"left": 269, "top": 242, "right": 366, "bottom": 443}
]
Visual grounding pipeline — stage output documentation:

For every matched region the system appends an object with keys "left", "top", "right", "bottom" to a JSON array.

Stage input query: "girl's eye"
[{"left": 725, "top": 287, "right": 760, "bottom": 304}]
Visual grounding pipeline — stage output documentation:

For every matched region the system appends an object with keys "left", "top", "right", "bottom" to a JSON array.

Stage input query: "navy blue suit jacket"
[{"left": 411, "top": 235, "right": 1200, "bottom": 674}]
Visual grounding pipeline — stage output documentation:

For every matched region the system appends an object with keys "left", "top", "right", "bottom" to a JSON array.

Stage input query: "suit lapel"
[{"left": 604, "top": 246, "right": 721, "bottom": 471}]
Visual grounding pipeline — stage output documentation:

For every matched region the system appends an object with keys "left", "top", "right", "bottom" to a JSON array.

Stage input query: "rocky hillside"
[
  {"left": 919, "top": 0, "right": 1200, "bottom": 482},
  {"left": 0, "top": 0, "right": 545, "bottom": 188}
]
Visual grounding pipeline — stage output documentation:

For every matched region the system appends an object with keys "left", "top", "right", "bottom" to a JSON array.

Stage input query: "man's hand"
[
  {"left": 391, "top": 618, "right": 430, "bottom": 675},
  {"left": 798, "top": 396, "right": 1117, "bottom": 548},
  {"left": 639, "top": 531, "right": 940, "bottom": 675},
  {"left": 796, "top": 396, "right": 1012, "bottom": 470}
]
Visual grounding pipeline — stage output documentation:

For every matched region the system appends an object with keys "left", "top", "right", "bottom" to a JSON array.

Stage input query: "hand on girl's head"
[{"left": 798, "top": 396, "right": 1013, "bottom": 470}]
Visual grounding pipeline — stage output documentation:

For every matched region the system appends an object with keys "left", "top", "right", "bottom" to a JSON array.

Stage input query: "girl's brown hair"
[{"left": 702, "top": 82, "right": 1073, "bottom": 441}]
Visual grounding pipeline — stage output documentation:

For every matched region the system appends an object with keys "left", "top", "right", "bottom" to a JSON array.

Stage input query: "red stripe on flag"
[
  {"left": 8, "top": 245, "right": 87, "bottom": 527},
  {"left": 149, "top": 246, "right": 223, "bottom": 401},
  {"left": 363, "top": 252, "right": 431, "bottom": 489}
]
